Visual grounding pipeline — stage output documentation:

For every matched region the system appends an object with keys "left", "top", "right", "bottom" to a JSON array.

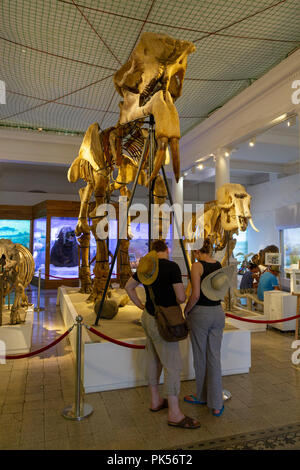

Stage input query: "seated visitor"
[
  {"left": 240, "top": 263, "right": 260, "bottom": 294},
  {"left": 257, "top": 265, "right": 280, "bottom": 301}
]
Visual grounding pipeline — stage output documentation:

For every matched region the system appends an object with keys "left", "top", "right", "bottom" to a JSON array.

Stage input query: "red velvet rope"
[
  {"left": 86, "top": 325, "right": 145, "bottom": 349},
  {"left": 40, "top": 272, "right": 120, "bottom": 280},
  {"left": 2, "top": 328, "right": 73, "bottom": 360},
  {"left": 225, "top": 312, "right": 300, "bottom": 324}
]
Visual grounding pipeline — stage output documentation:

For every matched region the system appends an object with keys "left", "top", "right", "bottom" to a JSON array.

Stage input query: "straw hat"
[
  {"left": 137, "top": 250, "right": 159, "bottom": 285},
  {"left": 201, "top": 265, "right": 235, "bottom": 301}
]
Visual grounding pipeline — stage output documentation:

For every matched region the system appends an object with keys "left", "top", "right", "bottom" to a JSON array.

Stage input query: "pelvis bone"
[{"left": 114, "top": 32, "right": 195, "bottom": 183}]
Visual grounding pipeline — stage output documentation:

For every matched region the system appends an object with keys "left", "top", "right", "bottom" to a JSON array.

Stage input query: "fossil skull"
[
  {"left": 114, "top": 32, "right": 195, "bottom": 183},
  {"left": 217, "top": 183, "right": 259, "bottom": 233}
]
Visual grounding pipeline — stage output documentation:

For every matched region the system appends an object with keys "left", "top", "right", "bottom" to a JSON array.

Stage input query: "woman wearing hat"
[{"left": 183, "top": 238, "right": 234, "bottom": 417}]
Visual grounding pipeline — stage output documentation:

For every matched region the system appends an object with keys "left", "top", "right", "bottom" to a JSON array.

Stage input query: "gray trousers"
[
  {"left": 187, "top": 304, "right": 225, "bottom": 410},
  {"left": 141, "top": 309, "right": 182, "bottom": 396}
]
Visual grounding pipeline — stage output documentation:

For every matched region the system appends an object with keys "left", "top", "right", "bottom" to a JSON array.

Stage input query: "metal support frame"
[
  {"left": 94, "top": 124, "right": 151, "bottom": 326},
  {"left": 160, "top": 166, "right": 191, "bottom": 280},
  {"left": 95, "top": 116, "right": 191, "bottom": 325},
  {"left": 226, "top": 231, "right": 231, "bottom": 311}
]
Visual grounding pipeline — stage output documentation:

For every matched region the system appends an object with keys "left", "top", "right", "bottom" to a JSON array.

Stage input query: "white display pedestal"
[
  {"left": 58, "top": 287, "right": 251, "bottom": 393},
  {"left": 264, "top": 290, "right": 297, "bottom": 331},
  {"left": 0, "top": 305, "right": 34, "bottom": 354},
  {"left": 226, "top": 307, "right": 267, "bottom": 332}
]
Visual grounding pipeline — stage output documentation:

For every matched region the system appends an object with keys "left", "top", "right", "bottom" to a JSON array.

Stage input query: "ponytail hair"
[{"left": 199, "top": 237, "right": 212, "bottom": 255}]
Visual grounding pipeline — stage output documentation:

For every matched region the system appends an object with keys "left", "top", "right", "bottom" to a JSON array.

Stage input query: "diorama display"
[
  {"left": 0, "top": 238, "right": 34, "bottom": 325},
  {"left": 31, "top": 201, "right": 83, "bottom": 288},
  {"left": 0, "top": 219, "right": 31, "bottom": 248}
]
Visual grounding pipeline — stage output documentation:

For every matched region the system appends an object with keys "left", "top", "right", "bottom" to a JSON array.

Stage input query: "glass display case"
[
  {"left": 282, "top": 227, "right": 300, "bottom": 269},
  {"left": 31, "top": 201, "right": 119, "bottom": 287},
  {"left": 33, "top": 217, "right": 47, "bottom": 277},
  {"left": 32, "top": 200, "right": 81, "bottom": 288},
  {"left": 0, "top": 201, "right": 175, "bottom": 288},
  {"left": 49, "top": 217, "right": 79, "bottom": 279}
]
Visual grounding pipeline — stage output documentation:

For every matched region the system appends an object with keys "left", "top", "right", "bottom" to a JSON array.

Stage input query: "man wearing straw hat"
[{"left": 125, "top": 240, "right": 200, "bottom": 429}]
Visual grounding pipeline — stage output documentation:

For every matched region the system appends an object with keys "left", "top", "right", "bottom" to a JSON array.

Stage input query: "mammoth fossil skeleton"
[
  {"left": 186, "top": 183, "right": 259, "bottom": 266},
  {"left": 68, "top": 32, "right": 194, "bottom": 306}
]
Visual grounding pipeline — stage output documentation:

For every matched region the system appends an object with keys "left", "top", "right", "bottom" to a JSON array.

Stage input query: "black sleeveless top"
[{"left": 196, "top": 260, "right": 222, "bottom": 307}]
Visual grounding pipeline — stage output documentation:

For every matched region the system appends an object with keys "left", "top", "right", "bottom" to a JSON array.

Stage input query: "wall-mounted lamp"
[{"left": 249, "top": 137, "right": 256, "bottom": 147}]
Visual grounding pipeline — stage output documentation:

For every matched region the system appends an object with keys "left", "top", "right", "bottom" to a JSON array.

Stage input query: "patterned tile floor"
[{"left": 0, "top": 287, "right": 300, "bottom": 450}]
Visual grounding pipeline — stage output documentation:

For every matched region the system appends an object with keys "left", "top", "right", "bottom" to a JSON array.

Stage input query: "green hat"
[{"left": 137, "top": 250, "right": 159, "bottom": 285}]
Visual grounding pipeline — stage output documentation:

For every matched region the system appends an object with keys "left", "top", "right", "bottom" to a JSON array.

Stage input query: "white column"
[
  {"left": 214, "top": 149, "right": 235, "bottom": 271},
  {"left": 298, "top": 112, "right": 300, "bottom": 168},
  {"left": 170, "top": 175, "right": 187, "bottom": 279},
  {"left": 215, "top": 149, "right": 230, "bottom": 198}
]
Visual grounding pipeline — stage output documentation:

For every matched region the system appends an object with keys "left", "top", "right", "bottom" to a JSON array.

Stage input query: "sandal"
[
  {"left": 184, "top": 395, "right": 207, "bottom": 405},
  {"left": 212, "top": 405, "right": 224, "bottom": 417},
  {"left": 168, "top": 415, "right": 201, "bottom": 429},
  {"left": 150, "top": 398, "right": 168, "bottom": 412}
]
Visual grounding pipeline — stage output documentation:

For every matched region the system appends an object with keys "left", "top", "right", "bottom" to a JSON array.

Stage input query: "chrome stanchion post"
[
  {"left": 34, "top": 268, "right": 44, "bottom": 313},
  {"left": 62, "top": 316, "right": 93, "bottom": 421},
  {"left": 223, "top": 390, "right": 232, "bottom": 402}
]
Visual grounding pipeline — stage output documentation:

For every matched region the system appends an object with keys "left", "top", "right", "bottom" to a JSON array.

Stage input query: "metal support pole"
[
  {"left": 34, "top": 268, "right": 45, "bottom": 312},
  {"left": 0, "top": 274, "right": 2, "bottom": 327},
  {"left": 148, "top": 115, "right": 155, "bottom": 251},
  {"left": 226, "top": 231, "right": 231, "bottom": 311},
  {"left": 160, "top": 166, "right": 191, "bottom": 280},
  {"left": 62, "top": 316, "right": 93, "bottom": 421},
  {"left": 95, "top": 131, "right": 150, "bottom": 325}
]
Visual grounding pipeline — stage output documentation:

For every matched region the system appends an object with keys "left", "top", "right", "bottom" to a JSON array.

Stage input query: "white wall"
[{"left": 247, "top": 173, "right": 300, "bottom": 253}]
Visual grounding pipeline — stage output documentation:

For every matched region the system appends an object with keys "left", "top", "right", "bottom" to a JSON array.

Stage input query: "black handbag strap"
[{"left": 147, "top": 285, "right": 158, "bottom": 316}]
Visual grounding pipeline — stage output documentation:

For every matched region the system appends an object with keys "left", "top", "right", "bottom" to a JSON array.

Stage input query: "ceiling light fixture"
[
  {"left": 249, "top": 137, "right": 256, "bottom": 147},
  {"left": 224, "top": 151, "right": 230, "bottom": 157},
  {"left": 271, "top": 113, "right": 288, "bottom": 125},
  {"left": 197, "top": 163, "right": 204, "bottom": 170}
]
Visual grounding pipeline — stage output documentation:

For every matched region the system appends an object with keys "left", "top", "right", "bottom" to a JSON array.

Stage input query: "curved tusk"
[
  {"left": 147, "top": 146, "right": 166, "bottom": 185},
  {"left": 169, "top": 138, "right": 180, "bottom": 183},
  {"left": 249, "top": 217, "right": 259, "bottom": 232}
]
